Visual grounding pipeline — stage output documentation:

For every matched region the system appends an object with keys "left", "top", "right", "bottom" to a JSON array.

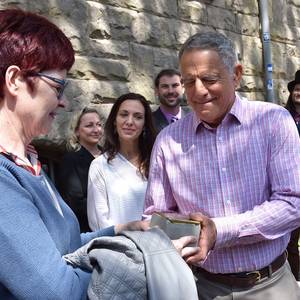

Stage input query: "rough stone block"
[
  {"left": 236, "top": 13, "right": 259, "bottom": 36},
  {"left": 286, "top": 4, "right": 300, "bottom": 27},
  {"left": 178, "top": 0, "right": 207, "bottom": 24},
  {"left": 207, "top": 5, "right": 237, "bottom": 32},
  {"left": 87, "top": 39, "right": 129, "bottom": 59},
  {"left": 70, "top": 56, "right": 130, "bottom": 81},
  {"left": 153, "top": 48, "right": 179, "bottom": 69},
  {"left": 132, "top": 13, "right": 178, "bottom": 47},
  {"left": 232, "top": 0, "right": 259, "bottom": 15},
  {"left": 128, "top": 73, "right": 155, "bottom": 101},
  {"left": 95, "top": 0, "right": 178, "bottom": 17},
  {"left": 239, "top": 75, "right": 264, "bottom": 93},
  {"left": 129, "top": 43, "right": 154, "bottom": 74}
]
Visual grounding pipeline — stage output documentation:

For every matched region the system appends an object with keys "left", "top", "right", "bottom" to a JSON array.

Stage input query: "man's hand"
[
  {"left": 185, "top": 212, "right": 217, "bottom": 264},
  {"left": 172, "top": 236, "right": 199, "bottom": 257},
  {"left": 115, "top": 220, "right": 150, "bottom": 234}
]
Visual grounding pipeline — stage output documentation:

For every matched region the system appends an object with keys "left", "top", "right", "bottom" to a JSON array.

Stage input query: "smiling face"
[
  {"left": 155, "top": 75, "right": 184, "bottom": 109},
  {"left": 115, "top": 99, "right": 145, "bottom": 145},
  {"left": 76, "top": 112, "right": 103, "bottom": 148},
  {"left": 16, "top": 68, "right": 68, "bottom": 138},
  {"left": 291, "top": 83, "right": 300, "bottom": 109},
  {"left": 180, "top": 49, "right": 242, "bottom": 127}
]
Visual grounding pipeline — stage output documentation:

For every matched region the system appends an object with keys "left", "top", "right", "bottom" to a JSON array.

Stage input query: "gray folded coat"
[{"left": 64, "top": 227, "right": 198, "bottom": 300}]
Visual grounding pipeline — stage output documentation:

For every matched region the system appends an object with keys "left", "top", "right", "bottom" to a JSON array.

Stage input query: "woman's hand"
[{"left": 115, "top": 220, "right": 150, "bottom": 234}]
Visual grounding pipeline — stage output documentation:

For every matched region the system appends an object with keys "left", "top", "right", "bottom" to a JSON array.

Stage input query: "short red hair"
[{"left": 0, "top": 8, "right": 75, "bottom": 98}]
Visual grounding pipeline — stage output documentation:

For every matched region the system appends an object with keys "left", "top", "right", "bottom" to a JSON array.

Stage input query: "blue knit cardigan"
[{"left": 0, "top": 155, "right": 115, "bottom": 299}]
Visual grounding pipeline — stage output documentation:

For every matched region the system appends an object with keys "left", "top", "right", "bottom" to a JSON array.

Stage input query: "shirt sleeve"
[
  {"left": 87, "top": 158, "right": 114, "bottom": 230},
  {"left": 213, "top": 109, "right": 300, "bottom": 248},
  {"left": 0, "top": 171, "right": 88, "bottom": 300},
  {"left": 143, "top": 134, "right": 178, "bottom": 218}
]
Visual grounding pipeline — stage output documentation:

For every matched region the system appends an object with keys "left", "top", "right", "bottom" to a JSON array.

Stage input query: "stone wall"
[{"left": 1, "top": 0, "right": 299, "bottom": 154}]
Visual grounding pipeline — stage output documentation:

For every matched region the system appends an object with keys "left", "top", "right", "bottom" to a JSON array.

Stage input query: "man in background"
[{"left": 152, "top": 69, "right": 188, "bottom": 132}]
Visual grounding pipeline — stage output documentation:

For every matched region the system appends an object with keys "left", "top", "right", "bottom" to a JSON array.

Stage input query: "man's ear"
[
  {"left": 5, "top": 65, "right": 22, "bottom": 96},
  {"left": 154, "top": 87, "right": 159, "bottom": 97},
  {"left": 233, "top": 63, "right": 243, "bottom": 88}
]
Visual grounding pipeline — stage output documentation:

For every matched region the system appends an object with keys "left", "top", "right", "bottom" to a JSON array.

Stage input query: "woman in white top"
[{"left": 87, "top": 93, "right": 156, "bottom": 230}]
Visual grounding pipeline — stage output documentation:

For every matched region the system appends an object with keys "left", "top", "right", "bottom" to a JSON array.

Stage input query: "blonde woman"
[{"left": 58, "top": 107, "right": 103, "bottom": 232}]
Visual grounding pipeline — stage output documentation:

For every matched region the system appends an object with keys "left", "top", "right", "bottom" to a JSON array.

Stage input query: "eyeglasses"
[{"left": 34, "top": 72, "right": 68, "bottom": 99}]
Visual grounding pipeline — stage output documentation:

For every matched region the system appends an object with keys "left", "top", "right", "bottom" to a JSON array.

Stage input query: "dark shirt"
[
  {"left": 152, "top": 107, "right": 190, "bottom": 133},
  {"left": 57, "top": 146, "right": 95, "bottom": 232},
  {"left": 291, "top": 111, "right": 300, "bottom": 135}
]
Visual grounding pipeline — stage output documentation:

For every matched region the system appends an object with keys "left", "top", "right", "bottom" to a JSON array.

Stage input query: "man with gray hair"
[{"left": 144, "top": 31, "right": 300, "bottom": 299}]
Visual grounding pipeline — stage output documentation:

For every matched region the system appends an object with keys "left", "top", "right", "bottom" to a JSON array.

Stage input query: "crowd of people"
[{"left": 0, "top": 7, "right": 299, "bottom": 300}]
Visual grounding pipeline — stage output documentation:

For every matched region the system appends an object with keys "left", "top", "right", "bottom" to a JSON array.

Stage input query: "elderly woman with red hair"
[{"left": 0, "top": 8, "right": 149, "bottom": 299}]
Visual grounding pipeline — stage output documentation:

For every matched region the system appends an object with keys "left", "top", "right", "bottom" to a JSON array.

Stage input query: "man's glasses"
[{"left": 33, "top": 72, "right": 68, "bottom": 99}]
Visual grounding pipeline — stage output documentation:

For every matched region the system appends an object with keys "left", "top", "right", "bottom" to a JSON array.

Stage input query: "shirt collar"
[
  {"left": 0, "top": 144, "right": 41, "bottom": 176},
  {"left": 160, "top": 106, "right": 182, "bottom": 124}
]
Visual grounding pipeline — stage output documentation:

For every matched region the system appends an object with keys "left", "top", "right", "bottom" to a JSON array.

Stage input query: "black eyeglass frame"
[{"left": 34, "top": 72, "right": 68, "bottom": 99}]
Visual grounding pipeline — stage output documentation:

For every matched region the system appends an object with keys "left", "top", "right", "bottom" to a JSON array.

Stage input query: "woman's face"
[
  {"left": 76, "top": 112, "right": 103, "bottom": 147},
  {"left": 17, "top": 69, "right": 68, "bottom": 139},
  {"left": 292, "top": 83, "right": 300, "bottom": 107},
  {"left": 115, "top": 99, "right": 145, "bottom": 145}
]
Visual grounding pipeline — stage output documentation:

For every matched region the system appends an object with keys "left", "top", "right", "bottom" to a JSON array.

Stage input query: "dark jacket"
[
  {"left": 57, "top": 146, "right": 95, "bottom": 232},
  {"left": 152, "top": 106, "right": 190, "bottom": 133}
]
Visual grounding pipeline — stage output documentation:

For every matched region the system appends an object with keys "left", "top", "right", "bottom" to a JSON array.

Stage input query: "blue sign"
[
  {"left": 267, "top": 64, "right": 272, "bottom": 72},
  {"left": 267, "top": 79, "right": 273, "bottom": 90},
  {"left": 263, "top": 32, "right": 270, "bottom": 42}
]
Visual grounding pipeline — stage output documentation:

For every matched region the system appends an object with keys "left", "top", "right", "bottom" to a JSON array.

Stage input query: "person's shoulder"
[
  {"left": 91, "top": 152, "right": 107, "bottom": 164},
  {"left": 246, "top": 100, "right": 289, "bottom": 116},
  {"left": 0, "top": 154, "right": 20, "bottom": 170},
  {"left": 156, "top": 112, "right": 193, "bottom": 140},
  {"left": 62, "top": 150, "right": 78, "bottom": 159},
  {"left": 0, "top": 155, "right": 35, "bottom": 186},
  {"left": 152, "top": 107, "right": 161, "bottom": 115},
  {"left": 239, "top": 100, "right": 292, "bottom": 129},
  {"left": 0, "top": 155, "right": 16, "bottom": 174},
  {"left": 88, "top": 154, "right": 108, "bottom": 177}
]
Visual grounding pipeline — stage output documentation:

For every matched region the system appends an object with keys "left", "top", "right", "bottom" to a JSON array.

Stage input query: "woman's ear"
[{"left": 5, "top": 65, "right": 22, "bottom": 97}]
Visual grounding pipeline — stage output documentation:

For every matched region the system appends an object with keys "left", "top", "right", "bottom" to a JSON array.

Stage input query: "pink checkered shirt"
[{"left": 144, "top": 95, "right": 300, "bottom": 273}]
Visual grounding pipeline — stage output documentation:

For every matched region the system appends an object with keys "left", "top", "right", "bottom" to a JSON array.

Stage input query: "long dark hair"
[
  {"left": 104, "top": 93, "right": 156, "bottom": 178},
  {"left": 285, "top": 94, "right": 297, "bottom": 115}
]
